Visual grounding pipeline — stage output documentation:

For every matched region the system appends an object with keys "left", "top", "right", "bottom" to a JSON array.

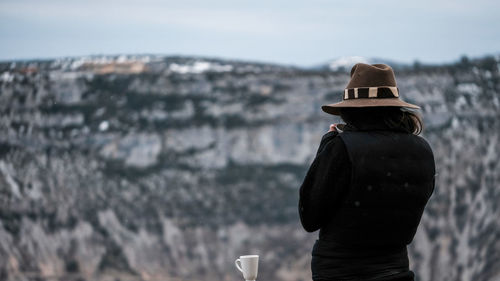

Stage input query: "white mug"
[{"left": 234, "top": 255, "right": 259, "bottom": 281}]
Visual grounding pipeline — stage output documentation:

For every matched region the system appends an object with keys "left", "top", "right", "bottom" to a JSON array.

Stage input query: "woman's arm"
[
  {"left": 315, "top": 130, "right": 339, "bottom": 156},
  {"left": 298, "top": 130, "right": 351, "bottom": 232}
]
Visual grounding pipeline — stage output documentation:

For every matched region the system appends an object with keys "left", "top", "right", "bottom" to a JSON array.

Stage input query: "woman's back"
[
  {"left": 302, "top": 123, "right": 435, "bottom": 280},
  {"left": 321, "top": 128, "right": 435, "bottom": 247},
  {"left": 310, "top": 125, "right": 435, "bottom": 280}
]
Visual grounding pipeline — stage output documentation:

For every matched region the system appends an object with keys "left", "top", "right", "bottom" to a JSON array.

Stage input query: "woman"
[{"left": 298, "top": 63, "right": 436, "bottom": 281}]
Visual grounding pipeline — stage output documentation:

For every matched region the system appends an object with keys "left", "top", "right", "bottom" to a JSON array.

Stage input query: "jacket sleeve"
[
  {"left": 298, "top": 131, "right": 350, "bottom": 232},
  {"left": 315, "top": 131, "right": 339, "bottom": 156}
]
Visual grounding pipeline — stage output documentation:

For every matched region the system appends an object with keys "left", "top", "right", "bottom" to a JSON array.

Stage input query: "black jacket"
[{"left": 298, "top": 124, "right": 436, "bottom": 280}]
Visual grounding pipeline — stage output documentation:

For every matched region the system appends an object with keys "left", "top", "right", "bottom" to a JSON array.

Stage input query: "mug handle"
[{"left": 235, "top": 258, "right": 243, "bottom": 273}]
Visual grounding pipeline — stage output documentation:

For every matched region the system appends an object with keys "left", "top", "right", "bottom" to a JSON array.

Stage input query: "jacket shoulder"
[{"left": 338, "top": 130, "right": 435, "bottom": 161}]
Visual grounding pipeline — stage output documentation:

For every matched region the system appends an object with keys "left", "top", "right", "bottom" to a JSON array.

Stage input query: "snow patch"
[
  {"left": 328, "top": 56, "right": 370, "bottom": 71},
  {"left": 99, "top": 121, "right": 109, "bottom": 131},
  {"left": 169, "top": 61, "right": 233, "bottom": 74}
]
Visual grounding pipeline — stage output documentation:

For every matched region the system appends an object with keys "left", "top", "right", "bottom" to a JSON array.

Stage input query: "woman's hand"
[
  {"left": 328, "top": 123, "right": 345, "bottom": 133},
  {"left": 328, "top": 123, "right": 339, "bottom": 132}
]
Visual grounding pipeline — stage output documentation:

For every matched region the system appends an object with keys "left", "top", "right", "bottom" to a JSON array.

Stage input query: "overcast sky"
[{"left": 1, "top": 0, "right": 499, "bottom": 66}]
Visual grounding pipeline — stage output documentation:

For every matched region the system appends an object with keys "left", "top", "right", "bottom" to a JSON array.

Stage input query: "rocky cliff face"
[{"left": 0, "top": 55, "right": 499, "bottom": 281}]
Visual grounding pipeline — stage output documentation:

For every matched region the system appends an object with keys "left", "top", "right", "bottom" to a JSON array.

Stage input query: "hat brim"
[{"left": 321, "top": 98, "right": 420, "bottom": 116}]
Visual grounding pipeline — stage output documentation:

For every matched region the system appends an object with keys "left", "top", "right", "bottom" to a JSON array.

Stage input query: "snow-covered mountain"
[{"left": 314, "top": 56, "right": 413, "bottom": 71}]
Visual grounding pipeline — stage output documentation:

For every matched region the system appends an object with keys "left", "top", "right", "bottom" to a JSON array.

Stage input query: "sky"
[{"left": 1, "top": 0, "right": 499, "bottom": 66}]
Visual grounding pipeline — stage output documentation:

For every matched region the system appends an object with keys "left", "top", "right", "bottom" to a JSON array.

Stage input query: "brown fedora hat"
[{"left": 321, "top": 63, "right": 420, "bottom": 116}]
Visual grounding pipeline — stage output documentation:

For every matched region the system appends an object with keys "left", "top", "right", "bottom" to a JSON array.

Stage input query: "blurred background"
[{"left": 0, "top": 0, "right": 499, "bottom": 280}]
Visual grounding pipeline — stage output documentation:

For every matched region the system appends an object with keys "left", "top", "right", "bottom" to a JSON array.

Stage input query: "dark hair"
[{"left": 339, "top": 107, "right": 423, "bottom": 135}]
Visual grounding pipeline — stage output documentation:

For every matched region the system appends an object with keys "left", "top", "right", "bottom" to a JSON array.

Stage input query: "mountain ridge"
[{"left": 0, "top": 53, "right": 499, "bottom": 281}]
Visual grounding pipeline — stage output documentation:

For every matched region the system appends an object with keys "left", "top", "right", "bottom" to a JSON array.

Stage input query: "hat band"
[{"left": 343, "top": 87, "right": 399, "bottom": 100}]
